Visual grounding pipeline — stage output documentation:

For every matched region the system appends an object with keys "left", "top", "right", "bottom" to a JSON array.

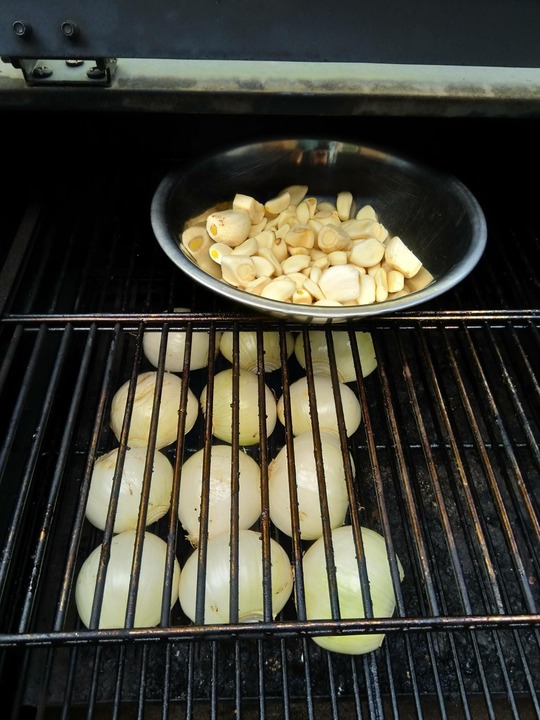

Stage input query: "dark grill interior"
[{"left": 0, "top": 113, "right": 539, "bottom": 719}]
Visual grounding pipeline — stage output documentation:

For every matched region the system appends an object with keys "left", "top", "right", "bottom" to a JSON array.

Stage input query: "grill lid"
[{"left": 3, "top": 0, "right": 540, "bottom": 67}]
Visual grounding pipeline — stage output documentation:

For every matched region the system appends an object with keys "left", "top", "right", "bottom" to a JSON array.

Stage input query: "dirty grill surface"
[{"left": 0, "top": 115, "right": 539, "bottom": 719}]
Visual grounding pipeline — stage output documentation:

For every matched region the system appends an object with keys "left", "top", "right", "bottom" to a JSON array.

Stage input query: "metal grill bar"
[
  {"left": 0, "top": 318, "right": 536, "bottom": 720},
  {"left": 415, "top": 327, "right": 503, "bottom": 719}
]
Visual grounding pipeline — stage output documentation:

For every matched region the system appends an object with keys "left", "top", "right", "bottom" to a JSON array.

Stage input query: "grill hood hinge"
[{"left": 1, "top": 56, "right": 117, "bottom": 86}]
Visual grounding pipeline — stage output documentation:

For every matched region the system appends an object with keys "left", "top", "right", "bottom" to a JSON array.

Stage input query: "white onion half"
[
  {"left": 300, "top": 525, "right": 404, "bottom": 655},
  {"left": 86, "top": 446, "right": 173, "bottom": 533},
  {"left": 110, "top": 371, "right": 198, "bottom": 449},
  {"left": 294, "top": 331, "right": 377, "bottom": 382},
  {"left": 200, "top": 368, "right": 277, "bottom": 446},
  {"left": 268, "top": 431, "right": 353, "bottom": 540},
  {"left": 219, "top": 330, "right": 294, "bottom": 373},
  {"left": 277, "top": 375, "right": 361, "bottom": 437},
  {"left": 75, "top": 530, "right": 181, "bottom": 629},
  {"left": 178, "top": 445, "right": 261, "bottom": 545},
  {"left": 178, "top": 529, "right": 293, "bottom": 624},
  {"left": 143, "top": 309, "right": 222, "bottom": 372}
]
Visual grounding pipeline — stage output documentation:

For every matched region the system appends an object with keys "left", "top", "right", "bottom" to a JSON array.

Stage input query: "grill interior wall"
[{"left": 0, "top": 112, "right": 538, "bottom": 719}]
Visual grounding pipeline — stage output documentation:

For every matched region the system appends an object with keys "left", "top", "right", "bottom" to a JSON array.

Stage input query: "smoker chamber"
[
  {"left": 0, "top": 2, "right": 540, "bottom": 717},
  {"left": 0, "top": 111, "right": 537, "bottom": 719}
]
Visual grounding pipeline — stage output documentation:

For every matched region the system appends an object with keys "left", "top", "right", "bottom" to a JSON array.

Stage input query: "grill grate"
[{"left": 0, "top": 122, "right": 539, "bottom": 719}]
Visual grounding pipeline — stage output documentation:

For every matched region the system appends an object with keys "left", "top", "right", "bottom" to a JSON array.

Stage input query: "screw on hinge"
[
  {"left": 87, "top": 65, "right": 106, "bottom": 80},
  {"left": 32, "top": 65, "right": 53, "bottom": 79},
  {"left": 13, "top": 21, "right": 32, "bottom": 38},
  {"left": 66, "top": 59, "right": 84, "bottom": 67}
]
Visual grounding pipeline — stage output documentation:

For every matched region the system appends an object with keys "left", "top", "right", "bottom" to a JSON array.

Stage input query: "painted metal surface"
[{"left": 2, "top": 0, "right": 540, "bottom": 67}]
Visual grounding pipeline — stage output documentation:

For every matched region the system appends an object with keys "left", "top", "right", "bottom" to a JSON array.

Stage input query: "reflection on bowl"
[{"left": 150, "top": 138, "right": 487, "bottom": 323}]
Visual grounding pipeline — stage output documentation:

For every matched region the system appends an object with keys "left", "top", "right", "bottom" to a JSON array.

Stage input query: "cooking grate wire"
[{"left": 0, "top": 317, "right": 537, "bottom": 714}]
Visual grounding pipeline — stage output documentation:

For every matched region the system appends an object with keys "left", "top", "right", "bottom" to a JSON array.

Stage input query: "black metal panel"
[{"left": 2, "top": 0, "right": 540, "bottom": 66}]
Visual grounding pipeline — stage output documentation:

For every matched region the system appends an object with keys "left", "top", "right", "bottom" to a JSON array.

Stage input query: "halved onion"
[
  {"left": 268, "top": 431, "right": 354, "bottom": 540},
  {"left": 178, "top": 444, "right": 261, "bottom": 545},
  {"left": 178, "top": 529, "right": 293, "bottom": 624},
  {"left": 199, "top": 368, "right": 277, "bottom": 446},
  {"left": 300, "top": 525, "right": 404, "bottom": 655},
  {"left": 294, "top": 330, "right": 377, "bottom": 381},
  {"left": 110, "top": 371, "right": 198, "bottom": 449},
  {"left": 219, "top": 330, "right": 294, "bottom": 373},
  {"left": 86, "top": 446, "right": 173, "bottom": 533},
  {"left": 277, "top": 374, "right": 361, "bottom": 437},
  {"left": 75, "top": 530, "right": 181, "bottom": 629}
]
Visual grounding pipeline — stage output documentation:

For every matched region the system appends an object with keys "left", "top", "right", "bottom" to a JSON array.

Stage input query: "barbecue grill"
[{"left": 0, "top": 2, "right": 539, "bottom": 718}]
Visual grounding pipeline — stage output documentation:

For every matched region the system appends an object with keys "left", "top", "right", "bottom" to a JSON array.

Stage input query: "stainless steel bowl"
[{"left": 151, "top": 138, "right": 487, "bottom": 322}]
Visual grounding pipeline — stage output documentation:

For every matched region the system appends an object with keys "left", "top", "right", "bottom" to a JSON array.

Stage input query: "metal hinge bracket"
[{"left": 1, "top": 57, "right": 117, "bottom": 86}]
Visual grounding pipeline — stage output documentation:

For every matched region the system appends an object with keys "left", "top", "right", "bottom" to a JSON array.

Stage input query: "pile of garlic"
[{"left": 180, "top": 185, "right": 433, "bottom": 306}]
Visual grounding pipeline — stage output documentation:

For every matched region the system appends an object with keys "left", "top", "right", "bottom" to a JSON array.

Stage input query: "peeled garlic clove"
[
  {"left": 265, "top": 192, "right": 291, "bottom": 216},
  {"left": 181, "top": 225, "right": 213, "bottom": 257},
  {"left": 284, "top": 225, "right": 315, "bottom": 249},
  {"left": 336, "top": 190, "right": 354, "bottom": 221},
  {"left": 342, "top": 217, "right": 378, "bottom": 239},
  {"left": 220, "top": 255, "right": 256, "bottom": 287},
  {"left": 404, "top": 265, "right": 434, "bottom": 291},
  {"left": 244, "top": 276, "right": 271, "bottom": 296},
  {"left": 374, "top": 267, "right": 389, "bottom": 302},
  {"left": 349, "top": 237, "right": 386, "bottom": 268},
  {"left": 206, "top": 209, "right": 251, "bottom": 247},
  {"left": 317, "top": 201, "right": 337, "bottom": 213},
  {"left": 231, "top": 236, "right": 259, "bottom": 256},
  {"left": 279, "top": 184, "right": 308, "bottom": 206},
  {"left": 317, "top": 225, "right": 350, "bottom": 254},
  {"left": 208, "top": 242, "right": 233, "bottom": 265},
  {"left": 358, "top": 273, "right": 376, "bottom": 305},
  {"left": 327, "top": 250, "right": 348, "bottom": 266},
  {"left": 254, "top": 247, "right": 283, "bottom": 276},
  {"left": 387, "top": 269, "right": 405, "bottom": 293},
  {"left": 260, "top": 276, "right": 296, "bottom": 301},
  {"left": 384, "top": 235, "right": 422, "bottom": 278},
  {"left": 319, "top": 265, "right": 361, "bottom": 303},
  {"left": 292, "top": 288, "right": 313, "bottom": 304},
  {"left": 302, "top": 277, "right": 325, "bottom": 301},
  {"left": 356, "top": 204, "right": 378, "bottom": 221},
  {"left": 252, "top": 227, "right": 274, "bottom": 248},
  {"left": 180, "top": 225, "right": 223, "bottom": 278},
  {"left": 232, "top": 193, "right": 265, "bottom": 224},
  {"left": 281, "top": 254, "right": 311, "bottom": 274},
  {"left": 252, "top": 255, "right": 277, "bottom": 278},
  {"left": 110, "top": 371, "right": 198, "bottom": 449}
]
